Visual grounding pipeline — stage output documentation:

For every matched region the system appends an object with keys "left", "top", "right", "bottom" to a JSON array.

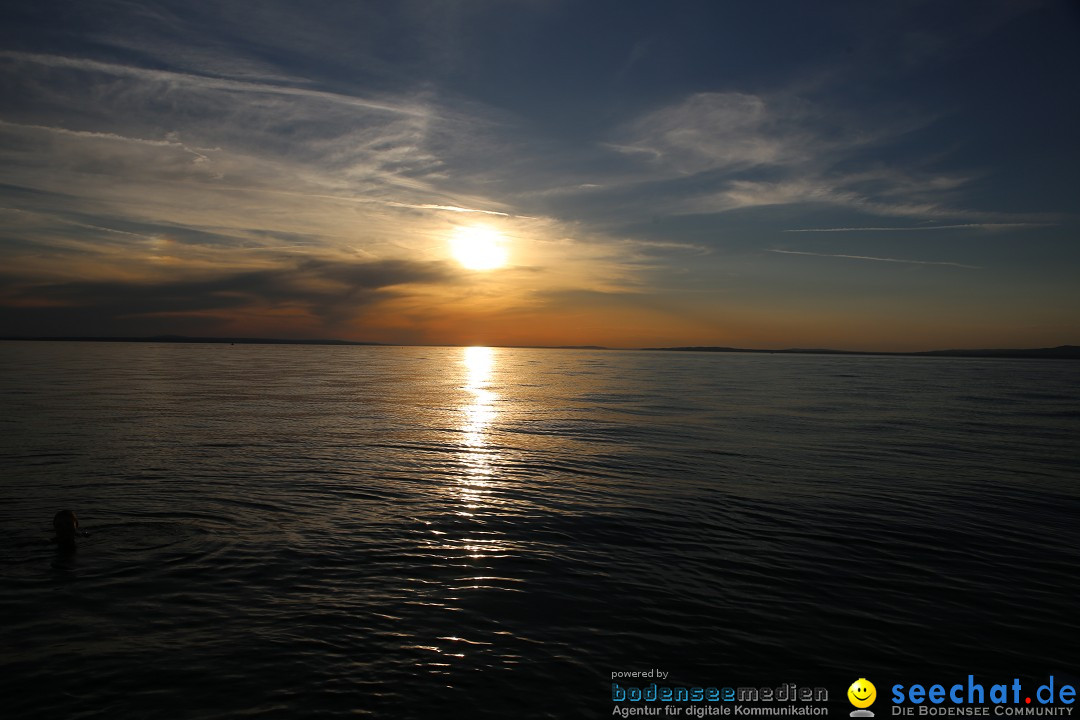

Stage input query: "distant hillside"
[
  {"left": 643, "top": 345, "right": 1080, "bottom": 359},
  {"left": 917, "top": 345, "right": 1080, "bottom": 359},
  {"left": 0, "top": 335, "right": 385, "bottom": 346}
]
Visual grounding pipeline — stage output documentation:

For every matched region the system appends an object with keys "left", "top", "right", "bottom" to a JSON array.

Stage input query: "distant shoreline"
[
  {"left": 0, "top": 335, "right": 385, "bottom": 347},
  {"left": 2, "top": 335, "right": 1078, "bottom": 359},
  {"left": 640, "top": 345, "right": 1080, "bottom": 360}
]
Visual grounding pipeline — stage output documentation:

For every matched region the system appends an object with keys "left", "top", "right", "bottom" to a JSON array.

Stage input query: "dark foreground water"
[{"left": 1, "top": 342, "right": 1078, "bottom": 719}]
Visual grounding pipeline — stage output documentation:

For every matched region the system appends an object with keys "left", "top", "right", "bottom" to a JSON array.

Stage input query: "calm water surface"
[{"left": 1, "top": 342, "right": 1078, "bottom": 718}]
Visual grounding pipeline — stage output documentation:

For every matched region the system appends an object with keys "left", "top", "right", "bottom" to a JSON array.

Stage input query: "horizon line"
[{"left": 1, "top": 335, "right": 1077, "bottom": 359}]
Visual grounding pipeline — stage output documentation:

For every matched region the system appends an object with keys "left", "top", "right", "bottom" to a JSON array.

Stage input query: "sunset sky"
[{"left": 1, "top": 1, "right": 1077, "bottom": 350}]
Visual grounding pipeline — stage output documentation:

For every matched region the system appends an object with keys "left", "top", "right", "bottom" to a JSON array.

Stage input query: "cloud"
[
  {"left": 2, "top": 207, "right": 154, "bottom": 241},
  {"left": 385, "top": 202, "right": 510, "bottom": 216},
  {"left": 0, "top": 51, "right": 429, "bottom": 117},
  {"left": 0, "top": 258, "right": 456, "bottom": 336},
  {"left": 0, "top": 40, "right": 1021, "bottom": 260},
  {"left": 0, "top": 44, "right": 662, "bottom": 324},
  {"left": 0, "top": 46, "right": 546, "bottom": 251},
  {"left": 0, "top": 51, "right": 468, "bottom": 204},
  {"left": 584, "top": 84, "right": 1043, "bottom": 228},
  {"left": 784, "top": 223, "right": 1051, "bottom": 232},
  {"left": 538, "top": 88, "right": 1006, "bottom": 230},
  {"left": 674, "top": 175, "right": 1031, "bottom": 222},
  {"left": 766, "top": 249, "right": 982, "bottom": 269},
  {"left": 0, "top": 77, "right": 483, "bottom": 267},
  {"left": 609, "top": 92, "right": 807, "bottom": 176},
  {"left": 0, "top": 119, "right": 217, "bottom": 161}
]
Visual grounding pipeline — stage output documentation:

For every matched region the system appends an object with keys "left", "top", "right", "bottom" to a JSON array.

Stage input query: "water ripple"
[{"left": 0, "top": 344, "right": 1077, "bottom": 718}]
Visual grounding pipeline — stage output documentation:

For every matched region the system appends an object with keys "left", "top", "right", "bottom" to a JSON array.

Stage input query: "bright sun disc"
[{"left": 450, "top": 226, "right": 507, "bottom": 270}]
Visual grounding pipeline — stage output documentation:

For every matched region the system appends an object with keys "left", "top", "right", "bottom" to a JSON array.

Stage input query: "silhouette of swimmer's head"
[{"left": 53, "top": 509, "right": 79, "bottom": 547}]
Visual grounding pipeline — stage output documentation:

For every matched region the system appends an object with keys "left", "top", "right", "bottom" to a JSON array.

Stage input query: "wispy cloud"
[
  {"left": 1, "top": 207, "right": 156, "bottom": 241},
  {"left": 573, "top": 89, "right": 1023, "bottom": 227},
  {"left": 609, "top": 92, "right": 814, "bottom": 176},
  {"left": 767, "top": 249, "right": 982, "bottom": 269},
  {"left": 671, "top": 173, "right": 1044, "bottom": 223},
  {"left": 0, "top": 56, "right": 494, "bottom": 258},
  {"left": 0, "top": 119, "right": 218, "bottom": 163},
  {"left": 0, "top": 51, "right": 429, "bottom": 117},
  {"left": 785, "top": 223, "right": 1050, "bottom": 233},
  {"left": 385, "top": 202, "right": 510, "bottom": 216}
]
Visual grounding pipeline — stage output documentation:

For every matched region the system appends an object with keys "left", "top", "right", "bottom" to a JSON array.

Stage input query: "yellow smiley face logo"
[{"left": 848, "top": 679, "right": 877, "bottom": 708}]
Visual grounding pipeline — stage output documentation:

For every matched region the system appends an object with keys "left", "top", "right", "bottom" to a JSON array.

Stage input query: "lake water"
[{"left": 1, "top": 342, "right": 1078, "bottom": 718}]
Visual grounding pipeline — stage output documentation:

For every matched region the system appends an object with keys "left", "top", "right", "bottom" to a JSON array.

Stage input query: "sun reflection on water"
[
  {"left": 409, "top": 349, "right": 508, "bottom": 670},
  {"left": 463, "top": 346, "right": 495, "bottom": 447},
  {"left": 459, "top": 346, "right": 498, "bottom": 496}
]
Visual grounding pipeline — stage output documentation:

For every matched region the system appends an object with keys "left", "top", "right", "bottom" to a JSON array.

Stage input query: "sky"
[{"left": 0, "top": 0, "right": 1078, "bottom": 350}]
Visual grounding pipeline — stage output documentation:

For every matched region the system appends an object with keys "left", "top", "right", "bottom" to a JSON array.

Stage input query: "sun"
[{"left": 449, "top": 225, "right": 508, "bottom": 270}]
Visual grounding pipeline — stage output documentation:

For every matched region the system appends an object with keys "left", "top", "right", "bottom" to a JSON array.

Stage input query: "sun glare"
[{"left": 450, "top": 225, "right": 508, "bottom": 271}]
